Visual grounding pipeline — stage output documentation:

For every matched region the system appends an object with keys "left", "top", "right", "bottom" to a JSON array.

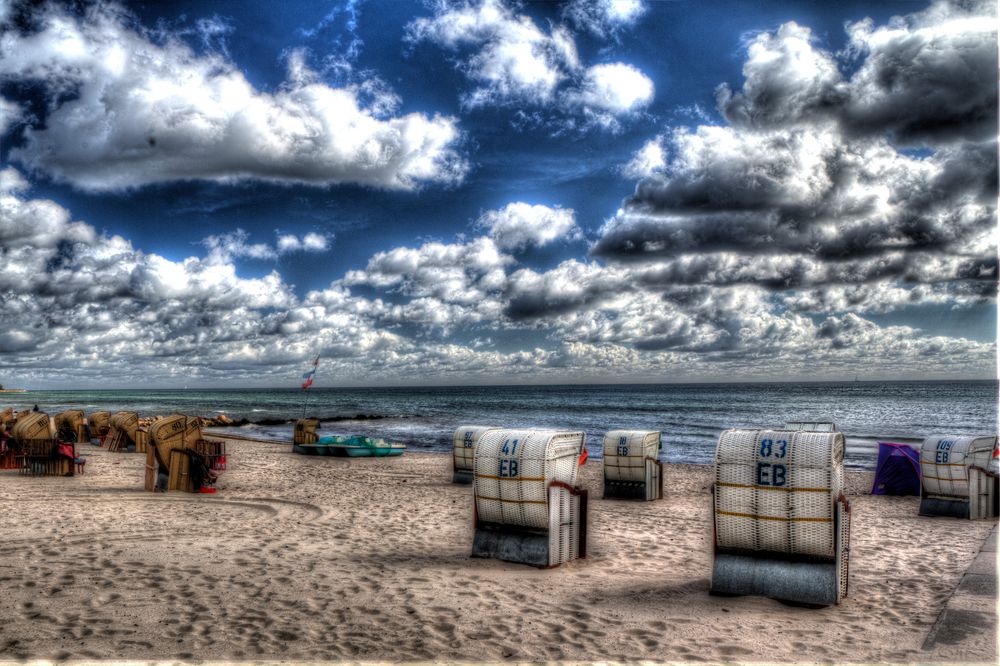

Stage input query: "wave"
[{"left": 210, "top": 413, "right": 419, "bottom": 427}]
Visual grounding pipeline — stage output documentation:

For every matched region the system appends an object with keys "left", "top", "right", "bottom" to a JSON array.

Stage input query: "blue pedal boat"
[{"left": 293, "top": 435, "right": 405, "bottom": 457}]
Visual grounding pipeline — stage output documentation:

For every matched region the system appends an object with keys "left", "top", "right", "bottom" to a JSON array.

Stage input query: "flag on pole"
[{"left": 301, "top": 355, "right": 320, "bottom": 389}]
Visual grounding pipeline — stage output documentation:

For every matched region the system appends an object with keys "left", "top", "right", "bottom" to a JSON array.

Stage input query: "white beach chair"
[
  {"left": 471, "top": 429, "right": 588, "bottom": 567},
  {"left": 919, "top": 435, "right": 999, "bottom": 520},
  {"left": 452, "top": 425, "right": 499, "bottom": 484},
  {"left": 710, "top": 427, "right": 850, "bottom": 605},
  {"left": 602, "top": 430, "right": 662, "bottom": 500}
]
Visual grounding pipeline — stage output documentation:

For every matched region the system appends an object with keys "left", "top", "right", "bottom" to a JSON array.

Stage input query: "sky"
[{"left": 0, "top": 0, "right": 996, "bottom": 389}]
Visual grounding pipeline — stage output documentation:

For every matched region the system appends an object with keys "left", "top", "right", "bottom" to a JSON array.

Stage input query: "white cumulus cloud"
[
  {"left": 563, "top": 0, "right": 648, "bottom": 38},
  {"left": 277, "top": 232, "right": 331, "bottom": 253},
  {"left": 477, "top": 202, "right": 581, "bottom": 251},
  {"left": 0, "top": 2, "right": 466, "bottom": 192},
  {"left": 621, "top": 136, "right": 666, "bottom": 178},
  {"left": 408, "top": 0, "right": 654, "bottom": 128}
]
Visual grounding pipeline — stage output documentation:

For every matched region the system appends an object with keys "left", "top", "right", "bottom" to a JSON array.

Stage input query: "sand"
[{"left": 0, "top": 437, "right": 995, "bottom": 663}]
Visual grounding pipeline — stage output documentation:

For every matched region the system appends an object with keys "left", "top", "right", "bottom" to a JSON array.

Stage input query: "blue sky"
[{"left": 0, "top": 0, "right": 996, "bottom": 387}]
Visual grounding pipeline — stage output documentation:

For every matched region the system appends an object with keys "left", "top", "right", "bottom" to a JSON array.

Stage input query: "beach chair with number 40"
[{"left": 602, "top": 430, "right": 662, "bottom": 500}]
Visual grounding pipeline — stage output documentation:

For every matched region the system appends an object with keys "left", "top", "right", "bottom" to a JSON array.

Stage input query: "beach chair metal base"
[
  {"left": 472, "top": 522, "right": 551, "bottom": 567},
  {"left": 709, "top": 497, "right": 849, "bottom": 606},
  {"left": 453, "top": 469, "right": 474, "bottom": 484},
  {"left": 919, "top": 496, "right": 969, "bottom": 519},
  {"left": 710, "top": 553, "right": 839, "bottom": 606},
  {"left": 471, "top": 485, "right": 587, "bottom": 568}
]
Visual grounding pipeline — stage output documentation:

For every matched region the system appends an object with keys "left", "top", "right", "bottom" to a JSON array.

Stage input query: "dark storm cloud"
[
  {"left": 716, "top": 0, "right": 997, "bottom": 145},
  {"left": 841, "top": 0, "right": 997, "bottom": 145},
  {"left": 595, "top": 0, "right": 997, "bottom": 325},
  {"left": 596, "top": 132, "right": 996, "bottom": 263},
  {"left": 502, "top": 262, "right": 624, "bottom": 320}
]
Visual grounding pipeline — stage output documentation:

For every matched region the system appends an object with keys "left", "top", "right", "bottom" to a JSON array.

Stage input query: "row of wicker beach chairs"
[
  {"left": 0, "top": 409, "right": 225, "bottom": 492},
  {"left": 0, "top": 410, "right": 81, "bottom": 476},
  {"left": 3, "top": 408, "right": 994, "bottom": 608},
  {"left": 444, "top": 423, "right": 998, "bottom": 607},
  {"left": 295, "top": 416, "right": 996, "bottom": 605}
]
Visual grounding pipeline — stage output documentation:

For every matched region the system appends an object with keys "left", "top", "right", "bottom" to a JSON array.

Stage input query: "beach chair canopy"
[
  {"left": 11, "top": 412, "right": 54, "bottom": 444},
  {"left": 474, "top": 429, "right": 583, "bottom": 529},
  {"left": 715, "top": 428, "right": 844, "bottom": 557},
  {"left": 871, "top": 442, "right": 920, "bottom": 496}
]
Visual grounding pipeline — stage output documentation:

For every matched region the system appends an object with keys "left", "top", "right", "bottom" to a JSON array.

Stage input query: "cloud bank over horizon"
[{"left": 0, "top": 0, "right": 995, "bottom": 388}]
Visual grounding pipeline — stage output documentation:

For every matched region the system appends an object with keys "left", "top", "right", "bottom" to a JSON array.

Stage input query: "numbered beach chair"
[
  {"left": 472, "top": 429, "right": 588, "bottom": 567},
  {"left": 710, "top": 427, "right": 850, "bottom": 606},
  {"left": 603, "top": 430, "right": 662, "bottom": 500},
  {"left": 919, "top": 435, "right": 999, "bottom": 520},
  {"left": 452, "top": 426, "right": 499, "bottom": 484},
  {"left": 146, "top": 415, "right": 225, "bottom": 493}
]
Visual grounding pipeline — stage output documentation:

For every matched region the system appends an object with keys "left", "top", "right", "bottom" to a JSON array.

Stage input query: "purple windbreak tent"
[{"left": 871, "top": 442, "right": 921, "bottom": 495}]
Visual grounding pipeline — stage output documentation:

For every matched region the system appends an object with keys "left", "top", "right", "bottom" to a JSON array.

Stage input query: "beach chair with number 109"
[{"left": 919, "top": 435, "right": 999, "bottom": 520}]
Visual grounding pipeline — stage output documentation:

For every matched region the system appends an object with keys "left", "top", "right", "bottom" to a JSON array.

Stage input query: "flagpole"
[{"left": 299, "top": 355, "right": 320, "bottom": 421}]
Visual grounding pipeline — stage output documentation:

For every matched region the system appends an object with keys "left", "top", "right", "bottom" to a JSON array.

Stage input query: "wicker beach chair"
[
  {"left": 602, "top": 430, "right": 662, "bottom": 500},
  {"left": 0, "top": 423, "right": 15, "bottom": 470},
  {"left": 710, "top": 427, "right": 850, "bottom": 605},
  {"left": 10, "top": 412, "right": 75, "bottom": 477},
  {"left": 87, "top": 411, "right": 111, "bottom": 443},
  {"left": 293, "top": 418, "right": 320, "bottom": 446},
  {"left": 0, "top": 407, "right": 14, "bottom": 430},
  {"left": 919, "top": 435, "right": 999, "bottom": 519},
  {"left": 146, "top": 415, "right": 225, "bottom": 493},
  {"left": 55, "top": 410, "right": 88, "bottom": 444},
  {"left": 452, "top": 426, "right": 499, "bottom": 484},
  {"left": 471, "top": 429, "right": 588, "bottom": 567},
  {"left": 104, "top": 412, "right": 141, "bottom": 452}
]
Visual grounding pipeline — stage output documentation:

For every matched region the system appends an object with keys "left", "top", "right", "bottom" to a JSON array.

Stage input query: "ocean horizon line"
[{"left": 10, "top": 377, "right": 999, "bottom": 392}]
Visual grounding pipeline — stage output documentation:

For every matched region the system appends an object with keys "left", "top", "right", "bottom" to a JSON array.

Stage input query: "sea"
[{"left": 7, "top": 381, "right": 997, "bottom": 469}]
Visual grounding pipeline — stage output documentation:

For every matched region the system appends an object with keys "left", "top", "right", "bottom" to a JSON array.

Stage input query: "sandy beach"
[{"left": 0, "top": 437, "right": 995, "bottom": 664}]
